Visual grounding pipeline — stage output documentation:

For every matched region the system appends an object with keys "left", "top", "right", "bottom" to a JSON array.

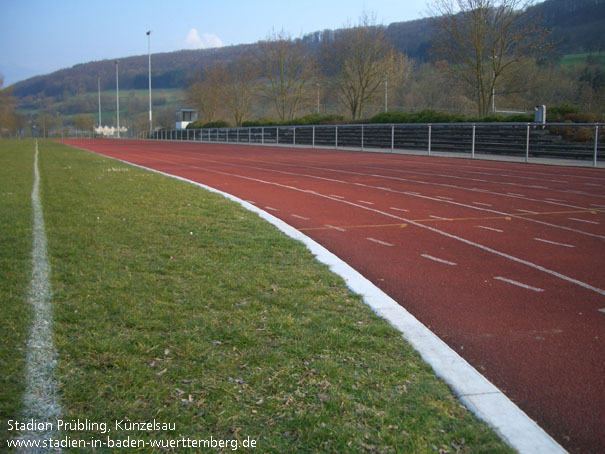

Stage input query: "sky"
[{"left": 0, "top": 0, "right": 428, "bottom": 87}]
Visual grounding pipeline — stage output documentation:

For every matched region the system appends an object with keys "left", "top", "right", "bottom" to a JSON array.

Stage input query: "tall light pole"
[
  {"left": 147, "top": 30, "right": 152, "bottom": 137},
  {"left": 115, "top": 61, "right": 120, "bottom": 138},
  {"left": 97, "top": 76, "right": 102, "bottom": 129},
  {"left": 316, "top": 82, "right": 320, "bottom": 114}
]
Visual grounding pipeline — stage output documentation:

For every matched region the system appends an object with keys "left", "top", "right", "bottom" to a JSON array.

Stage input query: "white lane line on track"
[
  {"left": 265, "top": 206, "right": 279, "bottom": 211},
  {"left": 113, "top": 152, "right": 605, "bottom": 296},
  {"left": 421, "top": 254, "right": 457, "bottom": 266},
  {"left": 326, "top": 224, "right": 346, "bottom": 232},
  {"left": 507, "top": 192, "right": 526, "bottom": 197},
  {"left": 494, "top": 276, "right": 544, "bottom": 292},
  {"left": 430, "top": 215, "right": 449, "bottom": 220},
  {"left": 472, "top": 201, "right": 492, "bottom": 207},
  {"left": 568, "top": 217, "right": 599, "bottom": 225},
  {"left": 515, "top": 209, "right": 538, "bottom": 214},
  {"left": 366, "top": 237, "right": 394, "bottom": 247},
  {"left": 476, "top": 226, "right": 504, "bottom": 233},
  {"left": 82, "top": 147, "right": 569, "bottom": 454},
  {"left": 22, "top": 141, "right": 63, "bottom": 449},
  {"left": 186, "top": 152, "right": 605, "bottom": 240},
  {"left": 390, "top": 207, "right": 409, "bottom": 212},
  {"left": 291, "top": 214, "right": 310, "bottom": 220},
  {"left": 358, "top": 200, "right": 374, "bottom": 205},
  {"left": 534, "top": 238, "right": 575, "bottom": 248},
  {"left": 330, "top": 194, "right": 344, "bottom": 199},
  {"left": 436, "top": 196, "right": 454, "bottom": 201}
]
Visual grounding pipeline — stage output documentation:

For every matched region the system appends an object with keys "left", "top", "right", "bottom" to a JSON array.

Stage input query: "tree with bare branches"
[
  {"left": 430, "top": 0, "right": 550, "bottom": 116},
  {"left": 327, "top": 14, "right": 411, "bottom": 119},
  {"left": 258, "top": 31, "right": 315, "bottom": 121},
  {"left": 186, "top": 63, "right": 228, "bottom": 123},
  {"left": 224, "top": 54, "right": 260, "bottom": 126}
]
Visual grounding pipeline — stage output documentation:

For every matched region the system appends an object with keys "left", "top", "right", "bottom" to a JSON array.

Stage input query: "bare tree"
[
  {"left": 430, "top": 0, "right": 550, "bottom": 116},
  {"left": 224, "top": 54, "right": 259, "bottom": 126},
  {"left": 327, "top": 14, "right": 410, "bottom": 119},
  {"left": 258, "top": 31, "right": 315, "bottom": 121},
  {"left": 0, "top": 75, "right": 19, "bottom": 135},
  {"left": 186, "top": 63, "right": 228, "bottom": 123}
]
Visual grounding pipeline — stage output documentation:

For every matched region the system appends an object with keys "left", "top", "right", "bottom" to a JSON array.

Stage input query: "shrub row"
[{"left": 183, "top": 106, "right": 599, "bottom": 130}]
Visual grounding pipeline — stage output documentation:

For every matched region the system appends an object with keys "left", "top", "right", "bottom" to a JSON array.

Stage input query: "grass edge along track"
[{"left": 1, "top": 139, "right": 513, "bottom": 453}]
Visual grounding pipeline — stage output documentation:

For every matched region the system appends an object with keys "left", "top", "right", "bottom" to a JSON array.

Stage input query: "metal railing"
[{"left": 150, "top": 123, "right": 604, "bottom": 167}]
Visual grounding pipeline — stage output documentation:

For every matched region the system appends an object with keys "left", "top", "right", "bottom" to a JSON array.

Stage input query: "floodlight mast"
[
  {"left": 115, "top": 61, "right": 120, "bottom": 138},
  {"left": 147, "top": 30, "right": 152, "bottom": 137}
]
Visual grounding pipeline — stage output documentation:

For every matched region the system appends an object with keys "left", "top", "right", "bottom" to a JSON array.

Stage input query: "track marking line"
[
  {"left": 507, "top": 192, "right": 526, "bottom": 197},
  {"left": 436, "top": 196, "right": 454, "bottom": 201},
  {"left": 421, "top": 254, "right": 457, "bottom": 266},
  {"left": 291, "top": 214, "right": 310, "bottom": 220},
  {"left": 534, "top": 238, "right": 575, "bottom": 248},
  {"left": 472, "top": 202, "right": 492, "bottom": 207},
  {"left": 110, "top": 152, "right": 605, "bottom": 296},
  {"left": 366, "top": 237, "right": 394, "bottom": 247},
  {"left": 515, "top": 209, "right": 538, "bottom": 214},
  {"left": 430, "top": 215, "right": 449, "bottom": 220},
  {"left": 265, "top": 206, "right": 279, "bottom": 211},
  {"left": 476, "top": 226, "right": 504, "bottom": 233},
  {"left": 599, "top": 308, "right": 605, "bottom": 313},
  {"left": 494, "top": 277, "right": 544, "bottom": 293},
  {"left": 329, "top": 194, "right": 344, "bottom": 199},
  {"left": 245, "top": 200, "right": 256, "bottom": 204},
  {"left": 22, "top": 141, "right": 63, "bottom": 447},
  {"left": 358, "top": 200, "right": 374, "bottom": 205},
  {"left": 390, "top": 207, "right": 409, "bottom": 212},
  {"left": 546, "top": 198, "right": 565, "bottom": 202},
  {"left": 569, "top": 217, "right": 599, "bottom": 225},
  {"left": 325, "top": 224, "right": 346, "bottom": 232}
]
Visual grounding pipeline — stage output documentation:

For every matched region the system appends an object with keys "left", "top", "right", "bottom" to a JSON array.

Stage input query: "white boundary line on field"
[
  {"left": 79, "top": 147, "right": 568, "bottom": 454},
  {"left": 20, "top": 141, "right": 62, "bottom": 452}
]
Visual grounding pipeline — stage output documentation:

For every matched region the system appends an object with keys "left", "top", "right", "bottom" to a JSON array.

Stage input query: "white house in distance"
[{"left": 175, "top": 109, "right": 198, "bottom": 130}]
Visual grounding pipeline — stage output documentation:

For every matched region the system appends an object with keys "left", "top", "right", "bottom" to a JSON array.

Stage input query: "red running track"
[{"left": 61, "top": 139, "right": 605, "bottom": 454}]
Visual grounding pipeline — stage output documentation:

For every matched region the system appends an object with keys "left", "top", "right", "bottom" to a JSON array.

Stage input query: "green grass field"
[
  {"left": 0, "top": 139, "right": 513, "bottom": 453},
  {"left": 558, "top": 52, "right": 605, "bottom": 68}
]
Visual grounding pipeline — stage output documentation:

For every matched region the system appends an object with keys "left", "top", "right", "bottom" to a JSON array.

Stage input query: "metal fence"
[{"left": 150, "top": 123, "right": 604, "bottom": 167}]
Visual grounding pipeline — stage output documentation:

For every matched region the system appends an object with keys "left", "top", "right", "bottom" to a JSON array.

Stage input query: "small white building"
[{"left": 175, "top": 109, "right": 198, "bottom": 130}]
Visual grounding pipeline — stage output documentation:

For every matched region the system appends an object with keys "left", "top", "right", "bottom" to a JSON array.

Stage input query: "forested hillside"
[{"left": 10, "top": 0, "right": 605, "bottom": 103}]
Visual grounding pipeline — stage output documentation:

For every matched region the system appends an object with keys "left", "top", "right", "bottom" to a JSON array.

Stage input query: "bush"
[
  {"left": 187, "top": 120, "right": 231, "bottom": 129},
  {"left": 548, "top": 104, "right": 580, "bottom": 122}
]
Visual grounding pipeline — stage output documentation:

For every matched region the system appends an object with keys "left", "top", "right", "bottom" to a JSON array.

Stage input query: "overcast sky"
[{"left": 0, "top": 0, "right": 429, "bottom": 86}]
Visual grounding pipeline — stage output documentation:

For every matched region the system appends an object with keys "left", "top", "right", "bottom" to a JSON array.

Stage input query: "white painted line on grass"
[
  {"left": 86, "top": 154, "right": 568, "bottom": 454},
  {"left": 421, "top": 254, "right": 457, "bottom": 266},
  {"left": 476, "top": 226, "right": 504, "bottom": 233},
  {"left": 568, "top": 217, "right": 599, "bottom": 225},
  {"left": 366, "top": 237, "right": 394, "bottom": 247},
  {"left": 325, "top": 224, "right": 346, "bottom": 232},
  {"left": 534, "top": 238, "right": 575, "bottom": 248},
  {"left": 291, "top": 214, "right": 310, "bottom": 220},
  {"left": 21, "top": 141, "right": 63, "bottom": 450},
  {"left": 494, "top": 277, "right": 544, "bottom": 293}
]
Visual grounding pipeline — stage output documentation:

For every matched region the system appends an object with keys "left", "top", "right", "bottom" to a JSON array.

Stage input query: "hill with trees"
[{"left": 1, "top": 0, "right": 604, "bottom": 136}]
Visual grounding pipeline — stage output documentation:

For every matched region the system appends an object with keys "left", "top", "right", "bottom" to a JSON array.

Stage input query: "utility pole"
[
  {"left": 115, "top": 61, "right": 120, "bottom": 138},
  {"left": 147, "top": 30, "right": 152, "bottom": 137},
  {"left": 97, "top": 77, "right": 102, "bottom": 129}
]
